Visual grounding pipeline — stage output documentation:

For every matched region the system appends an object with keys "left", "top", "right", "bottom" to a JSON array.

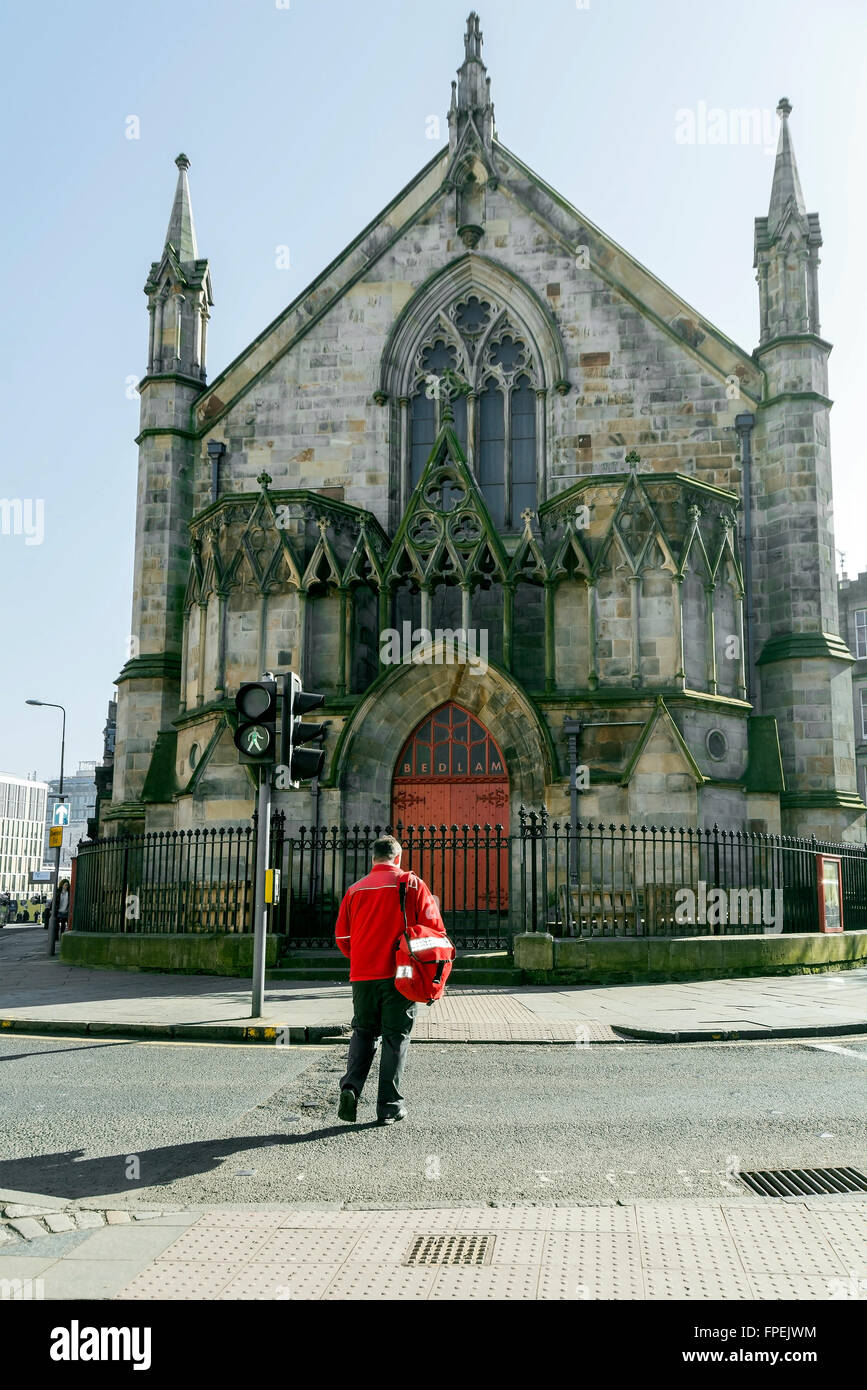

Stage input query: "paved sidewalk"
[
  {"left": 1, "top": 1192, "right": 865, "bottom": 1300},
  {"left": 2, "top": 926, "right": 866, "bottom": 1044}
]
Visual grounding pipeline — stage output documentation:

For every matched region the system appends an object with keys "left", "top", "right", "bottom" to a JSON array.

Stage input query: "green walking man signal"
[
  {"left": 233, "top": 672, "right": 326, "bottom": 783},
  {"left": 233, "top": 680, "right": 278, "bottom": 764}
]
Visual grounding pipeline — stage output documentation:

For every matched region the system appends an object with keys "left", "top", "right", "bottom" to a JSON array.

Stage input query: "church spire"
[
  {"left": 163, "top": 152, "right": 198, "bottom": 266},
  {"left": 144, "top": 154, "right": 212, "bottom": 381},
  {"left": 766, "top": 99, "right": 806, "bottom": 236},
  {"left": 448, "top": 11, "right": 495, "bottom": 156},
  {"left": 754, "top": 99, "right": 822, "bottom": 344}
]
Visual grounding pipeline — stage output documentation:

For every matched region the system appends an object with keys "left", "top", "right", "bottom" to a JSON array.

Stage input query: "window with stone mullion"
[
  {"left": 478, "top": 380, "right": 505, "bottom": 530},
  {"left": 511, "top": 375, "right": 537, "bottom": 526}
]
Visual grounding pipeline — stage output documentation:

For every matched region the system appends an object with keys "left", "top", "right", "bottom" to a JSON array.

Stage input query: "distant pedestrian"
[
  {"left": 334, "top": 835, "right": 446, "bottom": 1126},
  {"left": 56, "top": 879, "right": 71, "bottom": 933}
]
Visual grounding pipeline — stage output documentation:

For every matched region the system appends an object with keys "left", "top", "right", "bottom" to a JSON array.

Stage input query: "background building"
[
  {"left": 0, "top": 773, "right": 48, "bottom": 896},
  {"left": 838, "top": 570, "right": 867, "bottom": 807},
  {"left": 106, "top": 12, "right": 864, "bottom": 847},
  {"left": 89, "top": 697, "right": 117, "bottom": 842},
  {"left": 43, "top": 763, "right": 97, "bottom": 872}
]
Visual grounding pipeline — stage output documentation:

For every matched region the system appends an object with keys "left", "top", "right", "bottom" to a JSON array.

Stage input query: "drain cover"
[
  {"left": 737, "top": 1166, "right": 867, "bottom": 1197},
  {"left": 404, "top": 1233, "right": 495, "bottom": 1266}
]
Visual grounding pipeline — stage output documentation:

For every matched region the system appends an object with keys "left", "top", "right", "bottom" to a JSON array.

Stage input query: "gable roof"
[
  {"left": 621, "top": 697, "right": 706, "bottom": 787},
  {"left": 192, "top": 139, "right": 762, "bottom": 435}
]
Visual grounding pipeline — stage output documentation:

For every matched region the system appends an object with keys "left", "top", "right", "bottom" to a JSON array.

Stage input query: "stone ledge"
[
  {"left": 757, "top": 632, "right": 854, "bottom": 666},
  {"left": 514, "top": 928, "right": 867, "bottom": 984},
  {"left": 59, "top": 931, "right": 277, "bottom": 977}
]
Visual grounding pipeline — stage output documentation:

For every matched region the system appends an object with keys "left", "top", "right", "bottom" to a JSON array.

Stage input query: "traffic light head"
[
  {"left": 281, "top": 673, "right": 326, "bottom": 785},
  {"left": 234, "top": 680, "right": 278, "bottom": 764}
]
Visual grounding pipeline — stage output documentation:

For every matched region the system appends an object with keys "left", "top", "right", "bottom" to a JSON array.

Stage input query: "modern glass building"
[{"left": 0, "top": 773, "right": 49, "bottom": 896}]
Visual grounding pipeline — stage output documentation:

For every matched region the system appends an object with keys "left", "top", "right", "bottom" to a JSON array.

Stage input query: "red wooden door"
[{"left": 392, "top": 703, "right": 509, "bottom": 912}]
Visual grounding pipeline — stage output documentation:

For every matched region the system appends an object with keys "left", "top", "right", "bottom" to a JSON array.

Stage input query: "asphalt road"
[{"left": 1, "top": 1033, "right": 866, "bottom": 1207}]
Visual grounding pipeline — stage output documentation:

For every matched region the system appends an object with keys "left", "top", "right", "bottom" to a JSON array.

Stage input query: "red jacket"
[{"left": 335, "top": 862, "right": 446, "bottom": 982}]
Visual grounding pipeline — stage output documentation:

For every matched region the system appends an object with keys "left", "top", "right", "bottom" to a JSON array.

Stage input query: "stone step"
[
  {"left": 276, "top": 949, "right": 515, "bottom": 969},
  {"left": 267, "top": 966, "right": 524, "bottom": 986},
  {"left": 269, "top": 950, "right": 521, "bottom": 987}
]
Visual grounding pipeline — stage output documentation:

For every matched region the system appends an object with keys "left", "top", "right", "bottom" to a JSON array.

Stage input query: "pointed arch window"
[
  {"left": 511, "top": 375, "right": 537, "bottom": 522},
  {"left": 405, "top": 307, "right": 538, "bottom": 531},
  {"left": 478, "top": 380, "right": 505, "bottom": 528}
]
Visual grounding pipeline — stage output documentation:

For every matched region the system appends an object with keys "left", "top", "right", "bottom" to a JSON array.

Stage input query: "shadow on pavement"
[{"left": 0, "top": 1124, "right": 380, "bottom": 1200}]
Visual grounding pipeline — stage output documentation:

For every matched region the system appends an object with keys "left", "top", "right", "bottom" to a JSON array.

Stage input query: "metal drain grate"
[
  {"left": 737, "top": 1166, "right": 867, "bottom": 1197},
  {"left": 404, "top": 1233, "right": 495, "bottom": 1266}
]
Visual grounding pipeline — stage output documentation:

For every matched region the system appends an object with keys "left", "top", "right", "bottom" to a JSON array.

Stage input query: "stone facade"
[
  {"left": 837, "top": 570, "right": 867, "bottom": 809},
  {"left": 106, "top": 13, "right": 864, "bottom": 845}
]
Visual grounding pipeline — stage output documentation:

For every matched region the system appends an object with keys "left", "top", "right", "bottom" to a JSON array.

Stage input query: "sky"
[{"left": 1, "top": 0, "right": 865, "bottom": 781}]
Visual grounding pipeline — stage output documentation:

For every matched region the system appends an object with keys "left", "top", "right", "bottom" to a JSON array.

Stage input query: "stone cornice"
[
  {"left": 190, "top": 490, "right": 389, "bottom": 550},
  {"left": 172, "top": 698, "right": 232, "bottom": 730},
  {"left": 780, "top": 790, "right": 866, "bottom": 812},
  {"left": 529, "top": 689, "right": 753, "bottom": 711},
  {"left": 101, "top": 801, "right": 147, "bottom": 823},
  {"left": 137, "top": 372, "right": 207, "bottom": 394},
  {"left": 116, "top": 653, "right": 183, "bottom": 685},
  {"left": 757, "top": 632, "right": 854, "bottom": 667},
  {"left": 135, "top": 426, "right": 198, "bottom": 444},
  {"left": 757, "top": 390, "right": 833, "bottom": 411},
  {"left": 753, "top": 333, "right": 832, "bottom": 357}
]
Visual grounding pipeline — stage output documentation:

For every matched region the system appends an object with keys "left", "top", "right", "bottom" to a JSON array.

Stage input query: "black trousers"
[{"left": 340, "top": 978, "right": 418, "bottom": 1120}]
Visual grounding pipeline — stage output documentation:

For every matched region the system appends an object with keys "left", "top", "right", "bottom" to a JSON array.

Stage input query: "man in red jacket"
[{"left": 335, "top": 834, "right": 446, "bottom": 1126}]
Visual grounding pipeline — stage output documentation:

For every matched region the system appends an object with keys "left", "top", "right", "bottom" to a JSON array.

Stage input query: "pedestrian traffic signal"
[
  {"left": 234, "top": 680, "right": 278, "bottom": 764},
  {"left": 281, "top": 672, "right": 326, "bottom": 786}
]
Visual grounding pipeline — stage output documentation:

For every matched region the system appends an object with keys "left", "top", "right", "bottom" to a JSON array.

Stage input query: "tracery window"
[
  {"left": 406, "top": 294, "right": 539, "bottom": 531},
  {"left": 394, "top": 704, "right": 507, "bottom": 780}
]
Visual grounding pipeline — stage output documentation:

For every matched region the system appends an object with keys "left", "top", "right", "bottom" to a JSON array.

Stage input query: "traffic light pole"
[{"left": 251, "top": 765, "right": 272, "bottom": 1019}]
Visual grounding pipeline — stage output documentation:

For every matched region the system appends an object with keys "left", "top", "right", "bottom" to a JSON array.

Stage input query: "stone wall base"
[
  {"left": 59, "top": 932, "right": 278, "bottom": 977},
  {"left": 514, "top": 929, "right": 867, "bottom": 984}
]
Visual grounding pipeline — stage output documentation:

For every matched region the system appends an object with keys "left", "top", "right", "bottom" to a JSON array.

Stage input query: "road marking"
[
  {"left": 805, "top": 1042, "right": 867, "bottom": 1061},
  {"left": 0, "top": 1033, "right": 335, "bottom": 1052}
]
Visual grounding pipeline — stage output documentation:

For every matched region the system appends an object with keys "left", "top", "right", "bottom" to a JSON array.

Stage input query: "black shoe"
[
  {"left": 338, "top": 1088, "right": 357, "bottom": 1123},
  {"left": 377, "top": 1108, "right": 407, "bottom": 1127}
]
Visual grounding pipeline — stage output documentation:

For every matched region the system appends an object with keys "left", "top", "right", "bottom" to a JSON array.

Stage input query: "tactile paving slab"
[
  {"left": 537, "top": 1257, "right": 645, "bottom": 1301},
  {"left": 801, "top": 1206, "right": 867, "bottom": 1271},
  {"left": 155, "top": 1225, "right": 277, "bottom": 1264},
  {"left": 253, "top": 1228, "right": 363, "bottom": 1264},
  {"left": 429, "top": 1263, "right": 542, "bottom": 1299},
  {"left": 218, "top": 1262, "right": 343, "bottom": 1301},
  {"left": 116, "top": 1261, "right": 245, "bottom": 1300},
  {"left": 644, "top": 1266, "right": 756, "bottom": 1300},
  {"left": 321, "top": 1264, "right": 439, "bottom": 1300},
  {"left": 723, "top": 1207, "right": 846, "bottom": 1277},
  {"left": 750, "top": 1273, "right": 852, "bottom": 1300},
  {"left": 639, "top": 1230, "right": 749, "bottom": 1278},
  {"left": 411, "top": 994, "right": 618, "bottom": 1043},
  {"left": 109, "top": 1200, "right": 867, "bottom": 1301}
]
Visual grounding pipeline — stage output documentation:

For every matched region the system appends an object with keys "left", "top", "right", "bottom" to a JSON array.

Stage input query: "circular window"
[
  {"left": 189, "top": 743, "right": 200, "bottom": 771},
  {"left": 706, "top": 729, "right": 727, "bottom": 761}
]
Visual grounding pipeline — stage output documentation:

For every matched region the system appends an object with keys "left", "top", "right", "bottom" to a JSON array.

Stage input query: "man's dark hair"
[{"left": 372, "top": 835, "right": 401, "bottom": 862}]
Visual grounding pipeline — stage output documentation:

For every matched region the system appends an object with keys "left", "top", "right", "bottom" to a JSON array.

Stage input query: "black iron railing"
[
  {"left": 72, "top": 812, "right": 867, "bottom": 944},
  {"left": 519, "top": 810, "right": 867, "bottom": 937},
  {"left": 270, "top": 817, "right": 511, "bottom": 949},
  {"left": 72, "top": 825, "right": 257, "bottom": 935}
]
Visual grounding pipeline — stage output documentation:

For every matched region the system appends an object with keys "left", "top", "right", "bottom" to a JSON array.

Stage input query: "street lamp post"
[{"left": 26, "top": 700, "right": 66, "bottom": 957}]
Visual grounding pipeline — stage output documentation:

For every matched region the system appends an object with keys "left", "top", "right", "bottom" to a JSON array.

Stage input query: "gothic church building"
[{"left": 107, "top": 14, "right": 864, "bottom": 845}]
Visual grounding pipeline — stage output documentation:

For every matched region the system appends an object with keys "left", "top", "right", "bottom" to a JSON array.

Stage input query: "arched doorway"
[{"left": 392, "top": 702, "right": 509, "bottom": 918}]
